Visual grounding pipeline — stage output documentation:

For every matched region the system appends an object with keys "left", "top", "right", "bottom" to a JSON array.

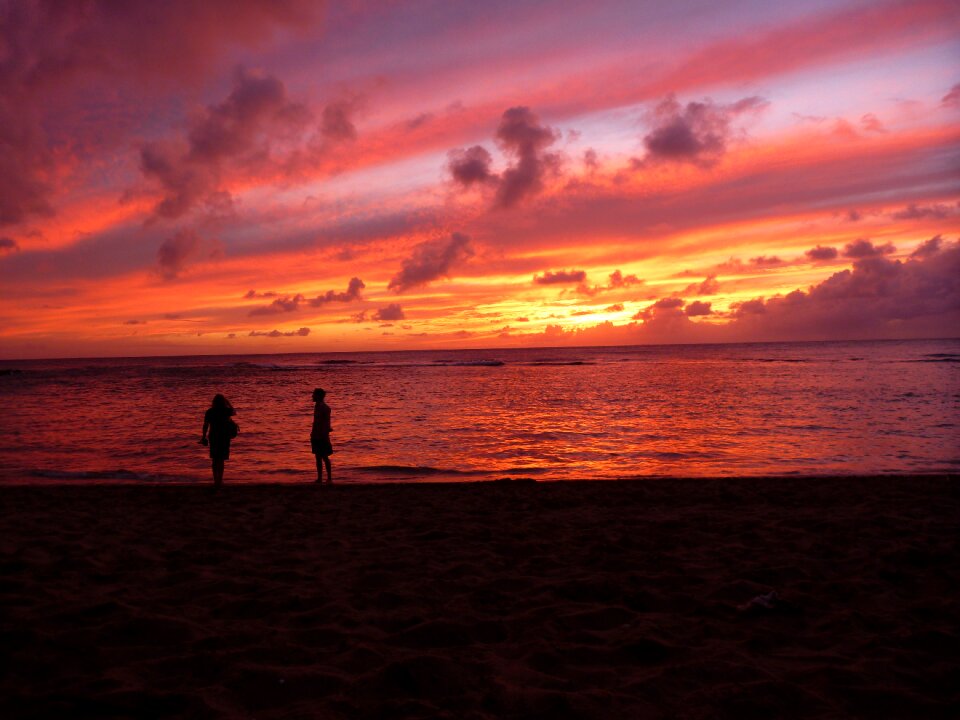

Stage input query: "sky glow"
[{"left": 1, "top": 0, "right": 958, "bottom": 358}]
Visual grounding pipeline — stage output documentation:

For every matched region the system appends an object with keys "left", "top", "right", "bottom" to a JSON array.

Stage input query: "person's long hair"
[{"left": 210, "top": 394, "right": 235, "bottom": 416}]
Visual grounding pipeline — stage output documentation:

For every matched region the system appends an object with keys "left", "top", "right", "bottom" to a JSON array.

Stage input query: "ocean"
[{"left": 0, "top": 339, "right": 957, "bottom": 483}]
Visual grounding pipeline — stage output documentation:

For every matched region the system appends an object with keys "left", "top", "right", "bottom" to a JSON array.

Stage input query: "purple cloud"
[
  {"left": 685, "top": 300, "right": 712, "bottom": 316},
  {"left": 249, "top": 294, "right": 304, "bottom": 316},
  {"left": 892, "top": 203, "right": 956, "bottom": 220},
  {"left": 307, "top": 277, "right": 365, "bottom": 306},
  {"left": 448, "top": 146, "right": 495, "bottom": 187},
  {"left": 494, "top": 106, "right": 560, "bottom": 208},
  {"left": 373, "top": 303, "right": 405, "bottom": 321},
  {"left": 806, "top": 245, "right": 839, "bottom": 261},
  {"left": 156, "top": 229, "right": 221, "bottom": 279},
  {"left": 641, "top": 94, "right": 767, "bottom": 165},
  {"left": 911, "top": 235, "right": 943, "bottom": 258},
  {"left": 248, "top": 327, "right": 311, "bottom": 337},
  {"left": 534, "top": 269, "right": 587, "bottom": 285},
  {"left": 388, "top": 232, "right": 473, "bottom": 292},
  {"left": 843, "top": 238, "right": 895, "bottom": 259}
]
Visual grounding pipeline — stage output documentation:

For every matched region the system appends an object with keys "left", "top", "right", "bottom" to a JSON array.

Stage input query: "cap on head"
[{"left": 312, "top": 387, "right": 326, "bottom": 400}]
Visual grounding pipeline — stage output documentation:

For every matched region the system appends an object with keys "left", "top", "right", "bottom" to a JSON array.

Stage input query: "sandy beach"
[{"left": 1, "top": 477, "right": 957, "bottom": 718}]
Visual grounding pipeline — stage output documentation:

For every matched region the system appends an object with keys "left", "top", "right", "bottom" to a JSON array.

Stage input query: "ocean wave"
[
  {"left": 353, "top": 464, "right": 485, "bottom": 476},
  {"left": 29, "top": 468, "right": 197, "bottom": 482}
]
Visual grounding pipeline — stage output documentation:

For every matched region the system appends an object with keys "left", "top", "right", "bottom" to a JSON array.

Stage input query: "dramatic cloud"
[
  {"left": 308, "top": 277, "right": 365, "bottom": 306},
  {"left": 320, "top": 99, "right": 358, "bottom": 141},
  {"left": 156, "top": 229, "right": 221, "bottom": 280},
  {"left": 634, "top": 296, "right": 685, "bottom": 321},
  {"left": 578, "top": 269, "right": 643, "bottom": 296},
  {"left": 373, "top": 303, "right": 405, "bottom": 321},
  {"left": 607, "top": 269, "right": 642, "bottom": 288},
  {"left": 892, "top": 203, "right": 956, "bottom": 220},
  {"left": 911, "top": 235, "right": 943, "bottom": 258},
  {"left": 685, "top": 300, "right": 712, "bottom": 316},
  {"left": 249, "top": 327, "right": 311, "bottom": 337},
  {"left": 750, "top": 255, "right": 783, "bottom": 267},
  {"left": 843, "top": 238, "right": 895, "bottom": 258},
  {"left": 249, "top": 294, "right": 303, "bottom": 316},
  {"left": 806, "top": 245, "right": 839, "bottom": 261},
  {"left": 140, "top": 67, "right": 310, "bottom": 219},
  {"left": 249, "top": 277, "right": 364, "bottom": 314},
  {"left": 388, "top": 232, "right": 473, "bottom": 292},
  {"left": 448, "top": 146, "right": 495, "bottom": 187},
  {"left": 684, "top": 275, "right": 720, "bottom": 295},
  {"left": 729, "top": 240, "right": 960, "bottom": 339},
  {"left": 640, "top": 95, "right": 767, "bottom": 165},
  {"left": 534, "top": 269, "right": 587, "bottom": 285},
  {"left": 0, "top": 1, "right": 321, "bottom": 227},
  {"left": 0, "top": 237, "right": 20, "bottom": 254},
  {"left": 494, "top": 106, "right": 560, "bottom": 208}
]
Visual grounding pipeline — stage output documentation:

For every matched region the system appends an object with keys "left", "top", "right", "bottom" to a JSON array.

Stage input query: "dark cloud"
[
  {"left": 640, "top": 94, "right": 767, "bottom": 165},
  {"left": 157, "top": 229, "right": 221, "bottom": 279},
  {"left": 911, "top": 234, "right": 943, "bottom": 258},
  {"left": 685, "top": 275, "right": 719, "bottom": 295},
  {"left": 248, "top": 327, "right": 310, "bottom": 337},
  {"left": 732, "top": 298, "right": 767, "bottom": 317},
  {"left": 633, "top": 296, "right": 685, "bottom": 321},
  {"left": 373, "top": 303, "right": 405, "bottom": 321},
  {"left": 685, "top": 300, "right": 712, "bottom": 316},
  {"left": 891, "top": 203, "right": 956, "bottom": 220},
  {"left": 321, "top": 99, "right": 358, "bottom": 141},
  {"left": 448, "top": 146, "right": 495, "bottom": 187},
  {"left": 388, "top": 232, "right": 473, "bottom": 292},
  {"left": 698, "top": 275, "right": 720, "bottom": 294},
  {"left": 806, "top": 245, "right": 839, "bottom": 261},
  {"left": 534, "top": 269, "right": 587, "bottom": 285},
  {"left": 249, "top": 294, "right": 304, "bottom": 316},
  {"left": 248, "top": 277, "right": 364, "bottom": 315},
  {"left": 307, "top": 277, "right": 365, "bottom": 306},
  {"left": 942, "top": 83, "right": 960, "bottom": 107},
  {"left": 577, "top": 269, "right": 642, "bottom": 296},
  {"left": 0, "top": 237, "right": 20, "bottom": 253},
  {"left": 140, "top": 67, "right": 310, "bottom": 219},
  {"left": 0, "top": 1, "right": 321, "bottom": 227},
  {"left": 244, "top": 289, "right": 279, "bottom": 299},
  {"left": 750, "top": 255, "right": 783, "bottom": 266},
  {"left": 728, "top": 240, "right": 960, "bottom": 338},
  {"left": 843, "top": 238, "right": 895, "bottom": 258},
  {"left": 845, "top": 209, "right": 862, "bottom": 222},
  {"left": 494, "top": 106, "right": 560, "bottom": 208},
  {"left": 607, "top": 269, "right": 642, "bottom": 288},
  {"left": 123, "top": 319, "right": 146, "bottom": 325}
]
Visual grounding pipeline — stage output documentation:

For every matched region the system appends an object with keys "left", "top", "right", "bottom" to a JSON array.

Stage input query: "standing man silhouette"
[{"left": 311, "top": 388, "right": 333, "bottom": 484}]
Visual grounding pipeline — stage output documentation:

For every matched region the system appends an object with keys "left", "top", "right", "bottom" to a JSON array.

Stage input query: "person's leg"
[
  {"left": 322, "top": 455, "right": 332, "bottom": 484},
  {"left": 213, "top": 458, "right": 224, "bottom": 486},
  {"left": 314, "top": 453, "right": 324, "bottom": 483}
]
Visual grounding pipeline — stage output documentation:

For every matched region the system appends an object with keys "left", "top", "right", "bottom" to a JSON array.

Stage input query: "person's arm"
[{"left": 201, "top": 415, "right": 209, "bottom": 445}]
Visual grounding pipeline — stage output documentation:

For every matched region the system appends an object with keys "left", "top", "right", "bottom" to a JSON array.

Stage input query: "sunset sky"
[{"left": 1, "top": 0, "right": 958, "bottom": 358}]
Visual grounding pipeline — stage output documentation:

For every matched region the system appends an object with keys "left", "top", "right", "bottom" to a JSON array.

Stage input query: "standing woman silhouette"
[{"left": 201, "top": 394, "right": 237, "bottom": 487}]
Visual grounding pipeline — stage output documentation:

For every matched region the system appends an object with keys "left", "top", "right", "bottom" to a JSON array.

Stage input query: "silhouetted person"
[
  {"left": 311, "top": 388, "right": 333, "bottom": 484},
  {"left": 201, "top": 394, "right": 237, "bottom": 487}
]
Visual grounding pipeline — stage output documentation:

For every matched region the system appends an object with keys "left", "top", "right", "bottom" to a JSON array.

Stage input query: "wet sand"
[{"left": 1, "top": 477, "right": 957, "bottom": 718}]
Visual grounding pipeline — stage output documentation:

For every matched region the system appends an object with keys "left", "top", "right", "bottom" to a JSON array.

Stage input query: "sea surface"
[{"left": 0, "top": 339, "right": 957, "bottom": 484}]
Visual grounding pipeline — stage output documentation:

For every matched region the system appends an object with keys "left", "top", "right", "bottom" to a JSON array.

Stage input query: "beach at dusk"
[
  {"left": 2, "top": 478, "right": 958, "bottom": 718},
  {"left": 2, "top": 0, "right": 958, "bottom": 717}
]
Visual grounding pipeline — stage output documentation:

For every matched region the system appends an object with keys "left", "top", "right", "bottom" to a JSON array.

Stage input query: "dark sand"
[{"left": 1, "top": 477, "right": 958, "bottom": 719}]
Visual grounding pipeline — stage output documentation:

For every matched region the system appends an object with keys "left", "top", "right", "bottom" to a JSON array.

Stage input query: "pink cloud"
[{"left": 388, "top": 233, "right": 473, "bottom": 293}]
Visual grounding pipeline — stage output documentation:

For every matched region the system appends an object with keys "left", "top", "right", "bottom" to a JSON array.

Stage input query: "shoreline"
[{"left": 2, "top": 476, "right": 957, "bottom": 718}]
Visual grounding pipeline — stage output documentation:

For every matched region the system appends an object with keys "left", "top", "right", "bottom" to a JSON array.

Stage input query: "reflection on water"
[{"left": 0, "top": 339, "right": 957, "bottom": 483}]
